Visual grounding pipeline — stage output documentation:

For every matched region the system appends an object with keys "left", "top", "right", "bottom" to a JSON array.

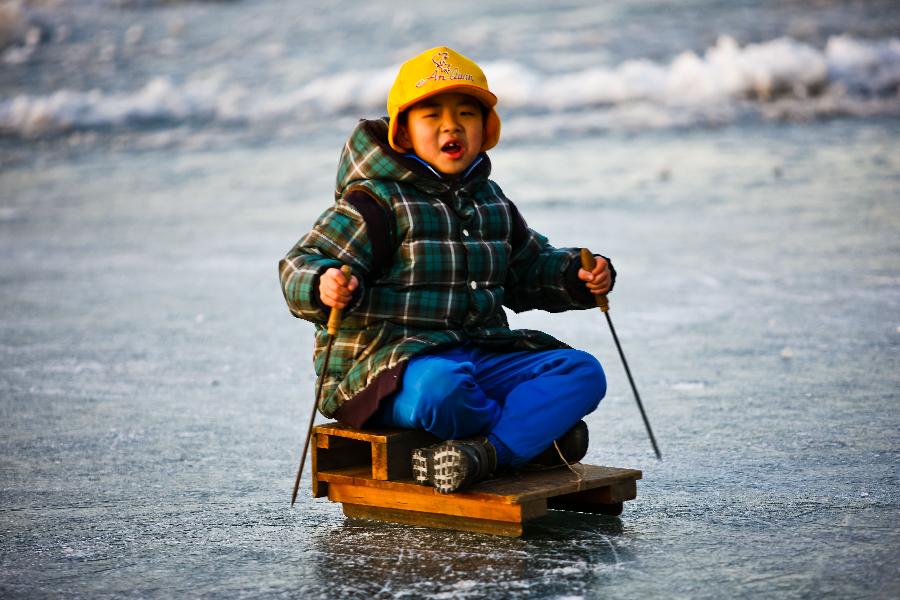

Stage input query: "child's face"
[{"left": 396, "top": 92, "right": 484, "bottom": 176}]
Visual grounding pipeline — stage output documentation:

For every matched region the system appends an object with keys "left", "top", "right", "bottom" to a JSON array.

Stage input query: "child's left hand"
[{"left": 578, "top": 256, "right": 612, "bottom": 296}]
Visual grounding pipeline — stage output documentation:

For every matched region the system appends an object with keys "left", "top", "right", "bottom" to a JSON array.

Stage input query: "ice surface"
[
  {"left": 2, "top": 1, "right": 899, "bottom": 598},
  {"left": 2, "top": 118, "right": 898, "bottom": 598}
]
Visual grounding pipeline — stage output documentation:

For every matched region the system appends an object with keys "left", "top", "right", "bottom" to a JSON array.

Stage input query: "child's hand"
[
  {"left": 319, "top": 267, "right": 359, "bottom": 309},
  {"left": 578, "top": 256, "right": 612, "bottom": 296}
]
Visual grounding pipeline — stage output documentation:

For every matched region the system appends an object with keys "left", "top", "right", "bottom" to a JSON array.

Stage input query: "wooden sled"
[{"left": 310, "top": 422, "right": 642, "bottom": 537}]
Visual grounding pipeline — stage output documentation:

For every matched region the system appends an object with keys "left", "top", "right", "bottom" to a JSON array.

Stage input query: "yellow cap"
[{"left": 387, "top": 46, "right": 501, "bottom": 153}]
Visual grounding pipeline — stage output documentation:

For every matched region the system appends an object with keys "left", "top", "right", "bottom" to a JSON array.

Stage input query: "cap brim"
[{"left": 396, "top": 83, "right": 497, "bottom": 113}]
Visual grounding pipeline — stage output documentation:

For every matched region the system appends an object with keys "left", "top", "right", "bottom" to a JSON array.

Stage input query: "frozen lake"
[
  {"left": 3, "top": 118, "right": 898, "bottom": 598},
  {"left": 2, "top": 0, "right": 899, "bottom": 597}
]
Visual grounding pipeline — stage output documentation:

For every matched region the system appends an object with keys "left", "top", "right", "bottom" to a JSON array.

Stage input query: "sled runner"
[{"left": 309, "top": 422, "right": 642, "bottom": 537}]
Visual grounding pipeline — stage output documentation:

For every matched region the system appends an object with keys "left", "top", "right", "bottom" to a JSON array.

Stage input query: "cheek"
[{"left": 408, "top": 124, "right": 435, "bottom": 149}]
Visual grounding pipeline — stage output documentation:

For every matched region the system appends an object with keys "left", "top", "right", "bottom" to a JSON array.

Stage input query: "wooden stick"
[{"left": 291, "top": 265, "right": 353, "bottom": 506}]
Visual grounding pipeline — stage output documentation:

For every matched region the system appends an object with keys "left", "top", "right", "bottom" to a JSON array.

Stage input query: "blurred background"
[
  {"left": 2, "top": 1, "right": 899, "bottom": 598},
  {"left": 2, "top": 0, "right": 900, "bottom": 154}
]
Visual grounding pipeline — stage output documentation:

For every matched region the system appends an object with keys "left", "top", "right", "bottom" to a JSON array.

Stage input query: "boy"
[{"left": 279, "top": 47, "right": 614, "bottom": 494}]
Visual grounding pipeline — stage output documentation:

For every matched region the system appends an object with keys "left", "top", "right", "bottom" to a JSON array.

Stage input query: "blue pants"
[{"left": 370, "top": 344, "right": 605, "bottom": 466}]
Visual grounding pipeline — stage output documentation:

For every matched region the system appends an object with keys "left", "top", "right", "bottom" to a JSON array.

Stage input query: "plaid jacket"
[{"left": 279, "top": 118, "right": 604, "bottom": 427}]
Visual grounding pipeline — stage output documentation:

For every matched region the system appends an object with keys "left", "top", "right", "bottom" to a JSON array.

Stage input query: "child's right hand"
[{"left": 319, "top": 267, "right": 359, "bottom": 309}]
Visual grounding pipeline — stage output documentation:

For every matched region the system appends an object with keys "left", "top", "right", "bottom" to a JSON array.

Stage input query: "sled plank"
[
  {"left": 343, "top": 504, "right": 525, "bottom": 537},
  {"left": 472, "top": 465, "right": 642, "bottom": 502},
  {"left": 317, "top": 464, "right": 641, "bottom": 504},
  {"left": 328, "top": 482, "right": 547, "bottom": 523}
]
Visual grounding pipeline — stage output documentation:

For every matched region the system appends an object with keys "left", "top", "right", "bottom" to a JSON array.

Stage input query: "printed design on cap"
[{"left": 416, "top": 51, "right": 475, "bottom": 88}]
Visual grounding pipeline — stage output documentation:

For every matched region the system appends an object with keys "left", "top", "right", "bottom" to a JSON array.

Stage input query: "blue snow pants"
[{"left": 369, "top": 344, "right": 606, "bottom": 466}]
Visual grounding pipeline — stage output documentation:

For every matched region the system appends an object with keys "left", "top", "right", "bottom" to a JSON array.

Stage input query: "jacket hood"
[{"left": 334, "top": 117, "right": 491, "bottom": 200}]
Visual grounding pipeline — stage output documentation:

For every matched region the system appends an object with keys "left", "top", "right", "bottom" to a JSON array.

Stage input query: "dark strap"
[
  {"left": 507, "top": 200, "right": 529, "bottom": 255},
  {"left": 344, "top": 189, "right": 393, "bottom": 281}
]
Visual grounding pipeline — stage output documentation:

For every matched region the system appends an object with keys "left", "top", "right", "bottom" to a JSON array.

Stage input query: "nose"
[{"left": 440, "top": 111, "right": 461, "bottom": 132}]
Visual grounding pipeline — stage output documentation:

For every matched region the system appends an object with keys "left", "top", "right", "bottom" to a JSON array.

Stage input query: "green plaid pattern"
[{"left": 279, "top": 118, "right": 592, "bottom": 418}]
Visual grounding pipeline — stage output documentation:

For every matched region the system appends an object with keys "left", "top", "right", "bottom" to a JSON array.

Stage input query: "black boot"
[
  {"left": 526, "top": 420, "right": 589, "bottom": 469},
  {"left": 412, "top": 437, "right": 498, "bottom": 494}
]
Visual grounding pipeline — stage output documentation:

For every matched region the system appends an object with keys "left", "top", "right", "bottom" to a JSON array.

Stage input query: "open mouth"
[{"left": 441, "top": 141, "right": 464, "bottom": 158}]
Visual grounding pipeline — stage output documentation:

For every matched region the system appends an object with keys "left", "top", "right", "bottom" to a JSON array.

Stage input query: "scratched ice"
[{"left": 2, "top": 1, "right": 899, "bottom": 598}]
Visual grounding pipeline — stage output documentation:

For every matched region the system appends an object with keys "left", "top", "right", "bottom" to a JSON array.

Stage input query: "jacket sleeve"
[
  {"left": 503, "top": 201, "right": 616, "bottom": 313},
  {"left": 278, "top": 197, "right": 376, "bottom": 324}
]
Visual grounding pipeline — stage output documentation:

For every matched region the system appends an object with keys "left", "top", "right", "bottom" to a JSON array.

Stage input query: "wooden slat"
[
  {"left": 311, "top": 431, "right": 325, "bottom": 498},
  {"left": 592, "top": 480, "right": 638, "bottom": 503},
  {"left": 313, "top": 422, "right": 425, "bottom": 443},
  {"left": 317, "top": 464, "right": 641, "bottom": 505},
  {"left": 546, "top": 480, "right": 636, "bottom": 515},
  {"left": 313, "top": 423, "right": 390, "bottom": 443},
  {"left": 318, "top": 467, "right": 515, "bottom": 503},
  {"left": 342, "top": 503, "right": 526, "bottom": 537},
  {"left": 552, "top": 479, "right": 637, "bottom": 504},
  {"left": 371, "top": 442, "right": 388, "bottom": 480},
  {"left": 472, "top": 465, "right": 642, "bottom": 502},
  {"left": 327, "top": 482, "right": 547, "bottom": 523},
  {"left": 318, "top": 465, "right": 377, "bottom": 480}
]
